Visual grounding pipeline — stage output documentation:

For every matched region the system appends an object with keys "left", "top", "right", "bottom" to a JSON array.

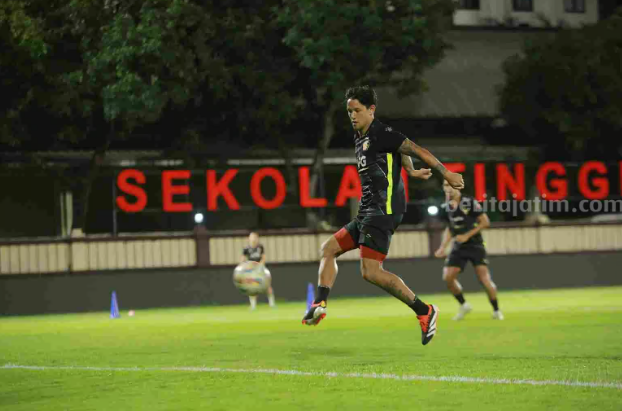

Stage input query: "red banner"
[{"left": 116, "top": 161, "right": 621, "bottom": 212}]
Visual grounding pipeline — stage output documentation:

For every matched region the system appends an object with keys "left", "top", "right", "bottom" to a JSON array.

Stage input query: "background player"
[
  {"left": 302, "top": 85, "right": 464, "bottom": 346},
  {"left": 241, "top": 232, "right": 276, "bottom": 310},
  {"left": 434, "top": 180, "right": 504, "bottom": 320}
]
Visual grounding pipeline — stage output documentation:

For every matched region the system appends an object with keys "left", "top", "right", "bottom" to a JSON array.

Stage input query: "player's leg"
[
  {"left": 360, "top": 257, "right": 415, "bottom": 303},
  {"left": 302, "top": 222, "right": 358, "bottom": 326},
  {"left": 474, "top": 264, "right": 503, "bottom": 319},
  {"left": 358, "top": 215, "right": 438, "bottom": 345},
  {"left": 360, "top": 256, "right": 438, "bottom": 345},
  {"left": 442, "top": 258, "right": 472, "bottom": 320},
  {"left": 263, "top": 269, "right": 276, "bottom": 307},
  {"left": 267, "top": 286, "right": 276, "bottom": 307},
  {"left": 442, "top": 266, "right": 463, "bottom": 296},
  {"left": 249, "top": 295, "right": 257, "bottom": 310},
  {"left": 318, "top": 235, "right": 344, "bottom": 288}
]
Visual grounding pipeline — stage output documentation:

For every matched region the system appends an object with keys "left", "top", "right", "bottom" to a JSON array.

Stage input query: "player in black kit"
[
  {"left": 242, "top": 232, "right": 275, "bottom": 310},
  {"left": 434, "top": 180, "right": 504, "bottom": 320},
  {"left": 302, "top": 86, "right": 464, "bottom": 346}
]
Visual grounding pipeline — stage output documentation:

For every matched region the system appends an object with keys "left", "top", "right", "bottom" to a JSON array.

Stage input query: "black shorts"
[
  {"left": 445, "top": 244, "right": 488, "bottom": 271},
  {"left": 335, "top": 214, "right": 403, "bottom": 261}
]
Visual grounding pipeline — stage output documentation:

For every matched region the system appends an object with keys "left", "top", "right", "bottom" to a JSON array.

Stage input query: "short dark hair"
[{"left": 345, "top": 86, "right": 378, "bottom": 108}]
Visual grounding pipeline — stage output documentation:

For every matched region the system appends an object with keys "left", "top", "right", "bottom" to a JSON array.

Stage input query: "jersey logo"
[
  {"left": 460, "top": 205, "right": 471, "bottom": 215},
  {"left": 362, "top": 139, "right": 370, "bottom": 151}
]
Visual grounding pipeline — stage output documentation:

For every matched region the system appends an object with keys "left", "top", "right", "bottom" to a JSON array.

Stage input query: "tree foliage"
[
  {"left": 0, "top": 0, "right": 52, "bottom": 145},
  {"left": 278, "top": 0, "right": 454, "bottom": 102},
  {"left": 1, "top": 0, "right": 457, "bottom": 231},
  {"left": 498, "top": 11, "right": 622, "bottom": 160},
  {"left": 276, "top": 0, "right": 455, "bottom": 226}
]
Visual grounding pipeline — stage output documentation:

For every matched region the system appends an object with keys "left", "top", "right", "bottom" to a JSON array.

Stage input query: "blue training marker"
[{"left": 110, "top": 291, "right": 120, "bottom": 319}]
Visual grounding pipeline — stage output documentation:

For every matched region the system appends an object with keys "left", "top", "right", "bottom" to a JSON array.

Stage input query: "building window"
[
  {"left": 458, "top": 0, "right": 480, "bottom": 10},
  {"left": 564, "top": 0, "right": 585, "bottom": 13},
  {"left": 513, "top": 0, "right": 533, "bottom": 12}
]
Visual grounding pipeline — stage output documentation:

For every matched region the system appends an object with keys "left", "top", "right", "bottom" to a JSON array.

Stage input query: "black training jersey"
[
  {"left": 354, "top": 119, "right": 407, "bottom": 216},
  {"left": 441, "top": 196, "right": 485, "bottom": 248},
  {"left": 243, "top": 244, "right": 264, "bottom": 262}
]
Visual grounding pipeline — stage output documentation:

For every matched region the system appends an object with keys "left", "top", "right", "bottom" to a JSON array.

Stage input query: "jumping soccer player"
[
  {"left": 302, "top": 86, "right": 464, "bottom": 346},
  {"left": 434, "top": 180, "right": 504, "bottom": 320},
  {"left": 241, "top": 232, "right": 276, "bottom": 310}
]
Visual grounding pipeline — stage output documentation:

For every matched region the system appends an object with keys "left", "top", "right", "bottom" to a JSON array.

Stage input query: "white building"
[{"left": 454, "top": 0, "right": 599, "bottom": 28}]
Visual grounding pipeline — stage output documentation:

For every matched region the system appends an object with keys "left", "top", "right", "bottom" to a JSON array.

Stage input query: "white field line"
[{"left": 3, "top": 364, "right": 621, "bottom": 390}]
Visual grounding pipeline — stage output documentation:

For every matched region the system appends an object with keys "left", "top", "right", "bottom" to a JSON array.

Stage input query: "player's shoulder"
[
  {"left": 460, "top": 195, "right": 474, "bottom": 203},
  {"left": 372, "top": 119, "right": 404, "bottom": 137}
]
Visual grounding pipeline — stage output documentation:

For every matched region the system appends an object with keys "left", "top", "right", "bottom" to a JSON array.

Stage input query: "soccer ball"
[{"left": 233, "top": 261, "right": 271, "bottom": 296}]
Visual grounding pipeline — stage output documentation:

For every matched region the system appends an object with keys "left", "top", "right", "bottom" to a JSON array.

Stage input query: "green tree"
[
  {"left": 51, "top": 0, "right": 226, "bottom": 231},
  {"left": 2, "top": 0, "right": 457, "bottom": 233},
  {"left": 159, "top": 0, "right": 309, "bottom": 194},
  {"left": 276, "top": 0, "right": 455, "bottom": 227},
  {"left": 498, "top": 11, "right": 622, "bottom": 160},
  {"left": 0, "top": 0, "right": 51, "bottom": 146}
]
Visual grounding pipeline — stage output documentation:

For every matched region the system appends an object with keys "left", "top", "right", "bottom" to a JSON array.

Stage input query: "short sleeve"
[
  {"left": 375, "top": 126, "right": 407, "bottom": 153},
  {"left": 242, "top": 247, "right": 249, "bottom": 257},
  {"left": 259, "top": 245, "right": 265, "bottom": 256}
]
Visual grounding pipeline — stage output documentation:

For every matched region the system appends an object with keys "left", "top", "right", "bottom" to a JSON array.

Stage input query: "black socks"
[
  {"left": 315, "top": 286, "right": 330, "bottom": 304},
  {"left": 409, "top": 296, "right": 430, "bottom": 316},
  {"left": 454, "top": 293, "right": 466, "bottom": 305}
]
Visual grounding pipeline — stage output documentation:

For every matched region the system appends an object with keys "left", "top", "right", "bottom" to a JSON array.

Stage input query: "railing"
[{"left": 0, "top": 222, "right": 621, "bottom": 275}]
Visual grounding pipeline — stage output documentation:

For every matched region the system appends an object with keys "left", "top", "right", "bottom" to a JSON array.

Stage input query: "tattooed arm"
[
  {"left": 398, "top": 139, "right": 464, "bottom": 189},
  {"left": 401, "top": 154, "right": 432, "bottom": 180}
]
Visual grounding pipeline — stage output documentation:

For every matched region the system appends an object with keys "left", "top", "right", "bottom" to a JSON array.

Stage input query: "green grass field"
[{"left": 1, "top": 286, "right": 621, "bottom": 410}]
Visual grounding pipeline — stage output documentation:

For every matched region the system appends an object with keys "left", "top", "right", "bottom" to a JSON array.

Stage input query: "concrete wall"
[{"left": 1, "top": 252, "right": 621, "bottom": 316}]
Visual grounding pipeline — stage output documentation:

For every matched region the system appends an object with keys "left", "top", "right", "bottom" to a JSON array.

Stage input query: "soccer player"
[
  {"left": 302, "top": 86, "right": 464, "bottom": 346},
  {"left": 434, "top": 180, "right": 504, "bottom": 320},
  {"left": 241, "top": 232, "right": 276, "bottom": 310}
]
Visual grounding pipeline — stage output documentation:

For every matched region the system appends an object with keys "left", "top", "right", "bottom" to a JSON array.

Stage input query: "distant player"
[
  {"left": 434, "top": 180, "right": 504, "bottom": 320},
  {"left": 241, "top": 232, "right": 276, "bottom": 310},
  {"left": 302, "top": 86, "right": 464, "bottom": 346}
]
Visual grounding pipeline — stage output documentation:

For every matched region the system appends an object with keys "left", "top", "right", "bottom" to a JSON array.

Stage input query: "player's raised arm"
[
  {"left": 401, "top": 154, "right": 432, "bottom": 180},
  {"left": 398, "top": 139, "right": 464, "bottom": 189}
]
